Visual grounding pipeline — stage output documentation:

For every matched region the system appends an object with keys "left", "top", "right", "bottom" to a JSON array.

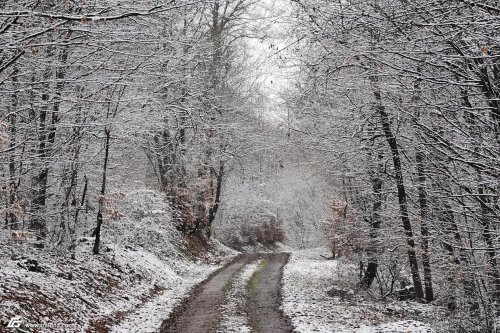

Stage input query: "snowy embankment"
[
  {"left": 282, "top": 248, "right": 443, "bottom": 333},
  {"left": 0, "top": 190, "right": 237, "bottom": 333}
]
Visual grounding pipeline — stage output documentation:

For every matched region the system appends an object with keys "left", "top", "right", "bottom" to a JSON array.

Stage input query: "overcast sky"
[{"left": 244, "top": 0, "right": 298, "bottom": 123}]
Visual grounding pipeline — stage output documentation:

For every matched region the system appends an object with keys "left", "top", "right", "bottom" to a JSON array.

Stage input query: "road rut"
[{"left": 247, "top": 253, "right": 293, "bottom": 333}]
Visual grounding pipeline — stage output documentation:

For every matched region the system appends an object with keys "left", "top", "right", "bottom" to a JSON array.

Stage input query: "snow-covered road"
[{"left": 160, "top": 253, "right": 293, "bottom": 333}]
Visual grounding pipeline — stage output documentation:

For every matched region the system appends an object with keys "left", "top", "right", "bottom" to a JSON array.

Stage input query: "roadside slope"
[{"left": 0, "top": 190, "right": 237, "bottom": 333}]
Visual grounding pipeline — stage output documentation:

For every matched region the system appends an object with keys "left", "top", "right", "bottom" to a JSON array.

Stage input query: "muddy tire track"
[
  {"left": 247, "top": 253, "right": 294, "bottom": 333},
  {"left": 160, "top": 254, "right": 256, "bottom": 333}
]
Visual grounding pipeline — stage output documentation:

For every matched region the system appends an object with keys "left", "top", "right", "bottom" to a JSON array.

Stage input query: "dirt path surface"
[
  {"left": 160, "top": 253, "right": 293, "bottom": 333},
  {"left": 247, "top": 253, "right": 294, "bottom": 333}
]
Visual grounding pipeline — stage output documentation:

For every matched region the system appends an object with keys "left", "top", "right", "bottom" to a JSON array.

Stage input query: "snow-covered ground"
[
  {"left": 282, "top": 247, "right": 444, "bottom": 333},
  {"left": 1, "top": 189, "right": 450, "bottom": 333},
  {"left": 0, "top": 190, "right": 238, "bottom": 333}
]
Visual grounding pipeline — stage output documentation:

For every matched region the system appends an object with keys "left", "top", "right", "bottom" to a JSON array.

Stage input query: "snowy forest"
[{"left": 1, "top": 1, "right": 500, "bottom": 333}]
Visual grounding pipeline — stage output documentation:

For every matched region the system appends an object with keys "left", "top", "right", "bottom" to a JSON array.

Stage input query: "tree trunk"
[
  {"left": 70, "top": 175, "right": 87, "bottom": 259},
  {"left": 93, "top": 128, "right": 111, "bottom": 255},
  {"left": 361, "top": 165, "right": 382, "bottom": 289},
  {"left": 416, "top": 149, "right": 434, "bottom": 302},
  {"left": 361, "top": 131, "right": 383, "bottom": 289},
  {"left": 30, "top": 44, "right": 68, "bottom": 238},
  {"left": 411, "top": 69, "right": 434, "bottom": 302},
  {"left": 377, "top": 94, "right": 424, "bottom": 300},
  {"left": 7, "top": 67, "right": 19, "bottom": 229},
  {"left": 207, "top": 163, "right": 224, "bottom": 237},
  {"left": 477, "top": 185, "right": 500, "bottom": 297}
]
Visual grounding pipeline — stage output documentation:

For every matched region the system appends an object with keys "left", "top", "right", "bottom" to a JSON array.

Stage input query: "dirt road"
[{"left": 160, "top": 253, "right": 293, "bottom": 333}]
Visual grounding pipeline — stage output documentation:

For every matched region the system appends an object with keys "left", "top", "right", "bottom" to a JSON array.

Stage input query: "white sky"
[{"left": 244, "top": 0, "right": 298, "bottom": 122}]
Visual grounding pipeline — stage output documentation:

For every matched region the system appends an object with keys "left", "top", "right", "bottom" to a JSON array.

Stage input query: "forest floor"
[
  {"left": 1, "top": 242, "right": 450, "bottom": 333},
  {"left": 0, "top": 187, "right": 447, "bottom": 333},
  {"left": 0, "top": 241, "right": 447, "bottom": 333},
  {"left": 282, "top": 247, "right": 446, "bottom": 333}
]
